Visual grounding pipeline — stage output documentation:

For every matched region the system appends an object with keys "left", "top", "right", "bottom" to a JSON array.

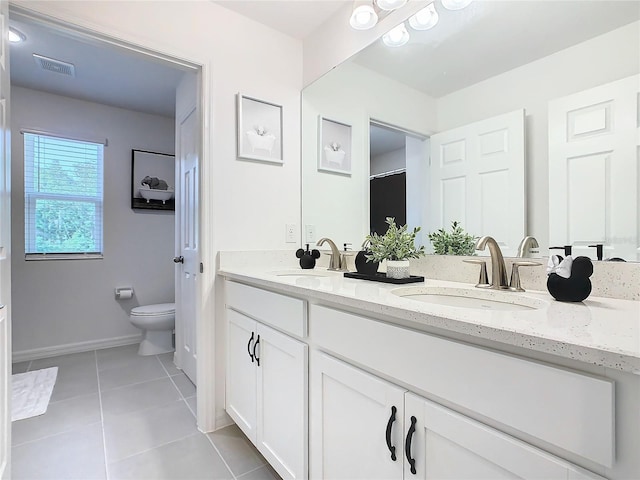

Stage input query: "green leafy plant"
[
  {"left": 428, "top": 221, "right": 477, "bottom": 256},
  {"left": 366, "top": 217, "right": 425, "bottom": 262}
]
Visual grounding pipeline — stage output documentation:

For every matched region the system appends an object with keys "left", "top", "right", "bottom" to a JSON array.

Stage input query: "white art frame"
[
  {"left": 236, "top": 93, "right": 283, "bottom": 164},
  {"left": 318, "top": 116, "right": 352, "bottom": 175}
]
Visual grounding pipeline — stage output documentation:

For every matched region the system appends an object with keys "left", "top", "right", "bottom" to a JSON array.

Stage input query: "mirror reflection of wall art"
[
  {"left": 318, "top": 116, "right": 352, "bottom": 175},
  {"left": 131, "top": 149, "right": 176, "bottom": 211},
  {"left": 237, "top": 93, "right": 283, "bottom": 164}
]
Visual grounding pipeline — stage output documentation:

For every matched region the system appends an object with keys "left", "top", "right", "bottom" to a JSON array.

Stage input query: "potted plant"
[
  {"left": 428, "top": 221, "right": 476, "bottom": 255},
  {"left": 366, "top": 217, "right": 425, "bottom": 279}
]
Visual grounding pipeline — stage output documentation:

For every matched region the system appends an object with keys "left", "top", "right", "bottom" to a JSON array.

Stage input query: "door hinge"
[{"left": 200, "top": 262, "right": 204, "bottom": 273}]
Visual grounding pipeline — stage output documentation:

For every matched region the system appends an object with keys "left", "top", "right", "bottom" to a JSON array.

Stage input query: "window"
[{"left": 24, "top": 132, "right": 104, "bottom": 258}]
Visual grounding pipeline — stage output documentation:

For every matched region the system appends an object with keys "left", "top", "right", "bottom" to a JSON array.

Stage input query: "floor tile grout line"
[
  {"left": 11, "top": 420, "right": 104, "bottom": 448},
  {"left": 106, "top": 431, "right": 202, "bottom": 465},
  {"left": 203, "top": 432, "right": 238, "bottom": 480},
  {"left": 236, "top": 463, "right": 270, "bottom": 479},
  {"left": 99, "top": 373, "right": 173, "bottom": 394},
  {"left": 95, "top": 350, "right": 111, "bottom": 480}
]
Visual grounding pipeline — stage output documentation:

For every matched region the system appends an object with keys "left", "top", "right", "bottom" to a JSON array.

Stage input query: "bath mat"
[{"left": 11, "top": 367, "right": 58, "bottom": 421}]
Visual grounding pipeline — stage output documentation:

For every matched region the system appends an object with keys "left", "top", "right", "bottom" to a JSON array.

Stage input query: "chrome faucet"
[
  {"left": 316, "top": 237, "right": 344, "bottom": 271},
  {"left": 475, "top": 236, "right": 509, "bottom": 289},
  {"left": 517, "top": 236, "right": 539, "bottom": 258}
]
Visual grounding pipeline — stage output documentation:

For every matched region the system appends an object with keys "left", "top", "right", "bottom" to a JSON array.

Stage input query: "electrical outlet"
[
  {"left": 305, "top": 225, "right": 316, "bottom": 243},
  {"left": 285, "top": 223, "right": 297, "bottom": 243}
]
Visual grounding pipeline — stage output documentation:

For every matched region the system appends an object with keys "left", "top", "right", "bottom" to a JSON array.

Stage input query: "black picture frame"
[{"left": 131, "top": 149, "right": 176, "bottom": 211}]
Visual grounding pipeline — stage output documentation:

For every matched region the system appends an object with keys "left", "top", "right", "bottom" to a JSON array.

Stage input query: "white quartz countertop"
[{"left": 218, "top": 266, "right": 640, "bottom": 375}]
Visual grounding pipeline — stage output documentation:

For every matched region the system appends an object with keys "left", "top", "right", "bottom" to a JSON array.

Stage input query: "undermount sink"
[
  {"left": 391, "top": 286, "right": 547, "bottom": 311},
  {"left": 270, "top": 269, "right": 335, "bottom": 278}
]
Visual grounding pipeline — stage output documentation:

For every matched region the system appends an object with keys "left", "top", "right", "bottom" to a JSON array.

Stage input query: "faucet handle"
[
  {"left": 463, "top": 259, "right": 489, "bottom": 288},
  {"left": 509, "top": 260, "right": 542, "bottom": 292}
]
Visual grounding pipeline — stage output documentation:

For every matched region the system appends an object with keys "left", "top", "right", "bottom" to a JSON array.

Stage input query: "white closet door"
[
  {"left": 429, "top": 110, "right": 525, "bottom": 256},
  {"left": 549, "top": 75, "right": 639, "bottom": 261},
  {"left": 309, "top": 352, "right": 406, "bottom": 480},
  {"left": 0, "top": 0, "right": 11, "bottom": 477},
  {"left": 405, "top": 393, "right": 605, "bottom": 480}
]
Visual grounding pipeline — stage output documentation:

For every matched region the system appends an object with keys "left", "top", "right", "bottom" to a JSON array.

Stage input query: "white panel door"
[
  {"left": 430, "top": 110, "right": 525, "bottom": 256},
  {"left": 310, "top": 352, "right": 406, "bottom": 480},
  {"left": 226, "top": 309, "right": 258, "bottom": 443},
  {"left": 176, "top": 105, "right": 199, "bottom": 383},
  {"left": 0, "top": 0, "right": 11, "bottom": 477},
  {"left": 405, "top": 393, "right": 604, "bottom": 480},
  {"left": 549, "top": 75, "right": 639, "bottom": 261},
  {"left": 256, "top": 323, "right": 307, "bottom": 480}
]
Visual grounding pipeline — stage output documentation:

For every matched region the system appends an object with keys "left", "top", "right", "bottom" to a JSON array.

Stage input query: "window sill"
[{"left": 25, "top": 253, "right": 104, "bottom": 261}]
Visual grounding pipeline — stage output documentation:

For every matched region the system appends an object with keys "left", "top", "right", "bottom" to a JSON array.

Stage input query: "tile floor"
[{"left": 11, "top": 344, "right": 280, "bottom": 480}]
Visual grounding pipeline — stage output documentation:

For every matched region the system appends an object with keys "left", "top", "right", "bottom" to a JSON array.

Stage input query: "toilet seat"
[{"left": 130, "top": 303, "right": 175, "bottom": 316}]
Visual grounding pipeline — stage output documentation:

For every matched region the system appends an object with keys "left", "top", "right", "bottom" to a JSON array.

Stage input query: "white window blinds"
[{"left": 24, "top": 132, "right": 104, "bottom": 256}]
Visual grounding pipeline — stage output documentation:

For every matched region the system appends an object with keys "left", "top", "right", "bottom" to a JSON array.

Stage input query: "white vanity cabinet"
[
  {"left": 311, "top": 351, "right": 604, "bottom": 480},
  {"left": 225, "top": 281, "right": 308, "bottom": 480}
]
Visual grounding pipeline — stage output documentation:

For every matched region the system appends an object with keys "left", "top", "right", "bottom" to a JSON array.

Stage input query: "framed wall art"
[
  {"left": 237, "top": 93, "right": 283, "bottom": 164},
  {"left": 318, "top": 116, "right": 352, "bottom": 175},
  {"left": 131, "top": 149, "right": 176, "bottom": 211}
]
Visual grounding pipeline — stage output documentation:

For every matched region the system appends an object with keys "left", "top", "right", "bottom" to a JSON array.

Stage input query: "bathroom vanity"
[{"left": 219, "top": 264, "right": 640, "bottom": 480}]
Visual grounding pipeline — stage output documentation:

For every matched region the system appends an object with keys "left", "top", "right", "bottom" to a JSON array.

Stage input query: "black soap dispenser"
[
  {"left": 295, "top": 244, "right": 320, "bottom": 269},
  {"left": 588, "top": 244, "right": 603, "bottom": 261},
  {"left": 550, "top": 245, "right": 572, "bottom": 258}
]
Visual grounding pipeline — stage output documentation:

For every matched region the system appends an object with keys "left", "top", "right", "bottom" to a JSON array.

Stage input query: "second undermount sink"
[{"left": 391, "top": 286, "right": 547, "bottom": 311}]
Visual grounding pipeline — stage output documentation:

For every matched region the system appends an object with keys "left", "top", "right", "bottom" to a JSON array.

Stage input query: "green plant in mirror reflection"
[
  {"left": 428, "top": 221, "right": 477, "bottom": 256},
  {"left": 366, "top": 217, "right": 425, "bottom": 262}
]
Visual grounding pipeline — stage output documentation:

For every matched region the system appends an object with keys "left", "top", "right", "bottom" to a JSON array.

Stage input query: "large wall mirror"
[{"left": 302, "top": 1, "right": 640, "bottom": 261}]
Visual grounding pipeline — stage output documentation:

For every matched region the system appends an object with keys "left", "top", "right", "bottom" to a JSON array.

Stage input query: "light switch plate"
[{"left": 285, "top": 224, "right": 297, "bottom": 243}]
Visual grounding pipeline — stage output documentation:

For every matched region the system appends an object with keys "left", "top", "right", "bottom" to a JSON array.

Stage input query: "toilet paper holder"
[{"left": 115, "top": 287, "right": 134, "bottom": 300}]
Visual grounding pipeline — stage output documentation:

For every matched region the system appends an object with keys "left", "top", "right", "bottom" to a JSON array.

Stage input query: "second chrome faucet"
[
  {"left": 473, "top": 236, "right": 540, "bottom": 291},
  {"left": 316, "top": 237, "right": 350, "bottom": 271}
]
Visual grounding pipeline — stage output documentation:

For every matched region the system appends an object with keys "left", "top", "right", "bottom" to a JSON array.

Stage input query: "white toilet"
[{"left": 129, "top": 303, "right": 176, "bottom": 355}]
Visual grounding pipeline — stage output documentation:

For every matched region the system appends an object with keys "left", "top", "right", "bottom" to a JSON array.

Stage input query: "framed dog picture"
[{"left": 131, "top": 149, "right": 176, "bottom": 211}]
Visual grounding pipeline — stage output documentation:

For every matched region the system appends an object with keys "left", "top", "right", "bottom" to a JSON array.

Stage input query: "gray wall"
[{"left": 11, "top": 86, "right": 175, "bottom": 356}]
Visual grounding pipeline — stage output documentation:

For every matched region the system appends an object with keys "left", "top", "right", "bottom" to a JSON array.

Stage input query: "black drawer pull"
[
  {"left": 253, "top": 334, "right": 260, "bottom": 366},
  {"left": 405, "top": 415, "right": 417, "bottom": 475},
  {"left": 385, "top": 406, "right": 397, "bottom": 461},
  {"left": 247, "top": 332, "right": 255, "bottom": 362}
]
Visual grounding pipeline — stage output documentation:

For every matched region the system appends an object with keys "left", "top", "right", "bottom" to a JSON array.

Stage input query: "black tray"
[{"left": 344, "top": 272, "right": 425, "bottom": 284}]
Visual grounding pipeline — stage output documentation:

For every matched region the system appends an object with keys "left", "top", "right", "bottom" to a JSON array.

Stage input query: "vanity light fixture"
[
  {"left": 382, "top": 23, "right": 410, "bottom": 47},
  {"left": 8, "top": 27, "right": 26, "bottom": 43},
  {"left": 349, "top": 0, "right": 379, "bottom": 30},
  {"left": 375, "top": 0, "right": 408, "bottom": 11},
  {"left": 441, "top": 0, "right": 473, "bottom": 10},
  {"left": 408, "top": 3, "right": 439, "bottom": 30}
]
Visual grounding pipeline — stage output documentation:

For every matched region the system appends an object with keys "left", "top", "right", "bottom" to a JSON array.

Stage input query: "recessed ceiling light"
[
  {"left": 383, "top": 23, "right": 410, "bottom": 47},
  {"left": 350, "top": 1, "right": 378, "bottom": 30},
  {"left": 9, "top": 27, "right": 26, "bottom": 44},
  {"left": 409, "top": 3, "right": 439, "bottom": 31},
  {"left": 375, "top": 0, "right": 408, "bottom": 11},
  {"left": 441, "top": 0, "right": 473, "bottom": 10}
]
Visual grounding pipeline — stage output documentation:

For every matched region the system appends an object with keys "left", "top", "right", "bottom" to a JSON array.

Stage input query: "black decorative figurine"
[
  {"left": 547, "top": 256, "right": 593, "bottom": 302},
  {"left": 296, "top": 244, "right": 321, "bottom": 269}
]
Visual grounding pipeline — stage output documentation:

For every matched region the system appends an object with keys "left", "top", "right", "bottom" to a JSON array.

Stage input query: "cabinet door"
[
  {"left": 226, "top": 309, "right": 258, "bottom": 443},
  {"left": 404, "top": 393, "right": 604, "bottom": 480},
  {"left": 310, "top": 352, "right": 406, "bottom": 480},
  {"left": 256, "top": 323, "right": 308, "bottom": 480}
]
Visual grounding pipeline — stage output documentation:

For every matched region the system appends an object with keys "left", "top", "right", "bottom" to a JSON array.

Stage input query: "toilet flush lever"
[{"left": 173, "top": 256, "right": 184, "bottom": 264}]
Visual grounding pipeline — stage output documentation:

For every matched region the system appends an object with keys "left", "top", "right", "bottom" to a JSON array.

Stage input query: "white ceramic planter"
[{"left": 386, "top": 259, "right": 410, "bottom": 279}]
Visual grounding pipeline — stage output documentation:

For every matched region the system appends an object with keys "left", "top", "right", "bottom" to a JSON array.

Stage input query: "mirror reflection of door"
[{"left": 369, "top": 122, "right": 429, "bottom": 243}]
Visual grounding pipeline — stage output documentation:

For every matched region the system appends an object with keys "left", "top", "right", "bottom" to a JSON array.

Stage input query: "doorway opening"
[{"left": 8, "top": 9, "right": 202, "bottom": 386}]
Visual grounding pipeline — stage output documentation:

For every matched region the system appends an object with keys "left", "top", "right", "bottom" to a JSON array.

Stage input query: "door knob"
[{"left": 173, "top": 256, "right": 184, "bottom": 264}]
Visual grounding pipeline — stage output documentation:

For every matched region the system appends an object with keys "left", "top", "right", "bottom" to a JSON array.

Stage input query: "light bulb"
[
  {"left": 376, "top": 0, "right": 408, "bottom": 11},
  {"left": 382, "top": 23, "right": 410, "bottom": 47},
  {"left": 350, "top": 4, "right": 378, "bottom": 30},
  {"left": 408, "top": 3, "right": 439, "bottom": 30},
  {"left": 8, "top": 27, "right": 26, "bottom": 43},
  {"left": 441, "top": 0, "right": 472, "bottom": 10}
]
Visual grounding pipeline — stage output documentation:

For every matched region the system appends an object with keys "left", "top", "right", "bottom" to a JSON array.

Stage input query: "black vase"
[{"left": 355, "top": 250, "right": 379, "bottom": 275}]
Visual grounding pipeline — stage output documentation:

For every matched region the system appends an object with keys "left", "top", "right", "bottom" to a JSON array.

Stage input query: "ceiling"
[
  {"left": 213, "top": 0, "right": 351, "bottom": 39},
  {"left": 9, "top": 17, "right": 188, "bottom": 117},
  {"left": 353, "top": 1, "right": 640, "bottom": 98}
]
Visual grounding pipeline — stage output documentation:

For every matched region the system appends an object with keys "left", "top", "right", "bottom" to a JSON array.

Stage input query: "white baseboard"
[{"left": 12, "top": 334, "right": 142, "bottom": 363}]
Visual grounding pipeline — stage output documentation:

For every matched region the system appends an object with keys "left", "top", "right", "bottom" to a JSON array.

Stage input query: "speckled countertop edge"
[{"left": 218, "top": 266, "right": 640, "bottom": 375}]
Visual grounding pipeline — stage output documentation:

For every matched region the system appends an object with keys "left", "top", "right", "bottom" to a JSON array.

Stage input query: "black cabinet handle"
[
  {"left": 405, "top": 415, "right": 417, "bottom": 475},
  {"left": 247, "top": 332, "right": 255, "bottom": 362},
  {"left": 385, "top": 406, "right": 397, "bottom": 461},
  {"left": 253, "top": 334, "right": 260, "bottom": 366}
]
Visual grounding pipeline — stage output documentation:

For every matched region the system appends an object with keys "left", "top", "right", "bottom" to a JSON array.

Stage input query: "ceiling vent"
[{"left": 33, "top": 54, "right": 76, "bottom": 77}]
